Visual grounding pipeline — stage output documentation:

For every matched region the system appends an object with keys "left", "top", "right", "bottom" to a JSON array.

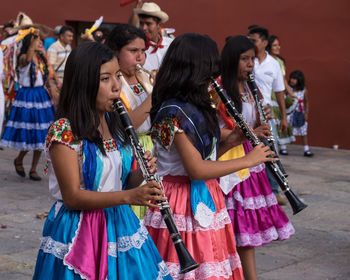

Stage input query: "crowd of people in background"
[{"left": 0, "top": 2, "right": 312, "bottom": 280}]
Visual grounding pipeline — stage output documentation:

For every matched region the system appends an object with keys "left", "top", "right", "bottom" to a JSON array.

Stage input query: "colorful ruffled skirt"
[
  {"left": 33, "top": 201, "right": 172, "bottom": 280},
  {"left": 224, "top": 141, "right": 295, "bottom": 248},
  {"left": 144, "top": 176, "right": 243, "bottom": 280},
  {"left": 0, "top": 86, "right": 55, "bottom": 150}
]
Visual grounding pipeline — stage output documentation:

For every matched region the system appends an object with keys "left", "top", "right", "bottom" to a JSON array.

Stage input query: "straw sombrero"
[
  {"left": 134, "top": 2, "right": 169, "bottom": 23},
  {"left": 10, "top": 12, "right": 53, "bottom": 38}
]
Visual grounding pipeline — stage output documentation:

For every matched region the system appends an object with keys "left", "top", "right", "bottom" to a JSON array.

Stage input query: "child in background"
[{"left": 289, "top": 70, "right": 314, "bottom": 157}]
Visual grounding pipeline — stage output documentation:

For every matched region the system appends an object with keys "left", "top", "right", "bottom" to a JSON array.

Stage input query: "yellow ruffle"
[
  {"left": 119, "top": 90, "right": 132, "bottom": 112},
  {"left": 218, "top": 144, "right": 250, "bottom": 180}
]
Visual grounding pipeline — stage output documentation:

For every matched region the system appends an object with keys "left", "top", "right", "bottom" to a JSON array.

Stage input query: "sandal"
[
  {"left": 14, "top": 159, "right": 25, "bottom": 177},
  {"left": 36, "top": 211, "right": 49, "bottom": 220},
  {"left": 29, "top": 170, "right": 42, "bottom": 181}
]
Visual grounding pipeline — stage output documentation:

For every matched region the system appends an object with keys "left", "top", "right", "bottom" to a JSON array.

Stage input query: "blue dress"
[
  {"left": 33, "top": 118, "right": 172, "bottom": 280},
  {"left": 0, "top": 62, "right": 55, "bottom": 150}
]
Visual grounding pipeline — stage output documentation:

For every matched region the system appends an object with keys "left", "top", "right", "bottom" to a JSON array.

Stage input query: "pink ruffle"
[
  {"left": 64, "top": 210, "right": 108, "bottom": 280},
  {"left": 224, "top": 141, "right": 295, "bottom": 248},
  {"left": 145, "top": 176, "right": 243, "bottom": 280}
]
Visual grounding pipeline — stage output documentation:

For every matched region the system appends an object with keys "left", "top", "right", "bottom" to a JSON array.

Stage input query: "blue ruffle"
[
  {"left": 82, "top": 140, "right": 101, "bottom": 191},
  {"left": 0, "top": 86, "right": 54, "bottom": 150},
  {"left": 33, "top": 202, "right": 172, "bottom": 279}
]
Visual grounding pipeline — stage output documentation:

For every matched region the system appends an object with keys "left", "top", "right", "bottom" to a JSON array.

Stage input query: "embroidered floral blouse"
[
  {"left": 151, "top": 116, "right": 192, "bottom": 177},
  {"left": 45, "top": 118, "right": 124, "bottom": 200}
]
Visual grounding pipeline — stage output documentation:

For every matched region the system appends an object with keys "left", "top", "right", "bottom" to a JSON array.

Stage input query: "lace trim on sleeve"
[{"left": 151, "top": 116, "right": 183, "bottom": 151}]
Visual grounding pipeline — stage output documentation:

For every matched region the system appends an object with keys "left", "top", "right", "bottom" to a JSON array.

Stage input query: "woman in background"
[
  {"left": 1, "top": 29, "right": 56, "bottom": 181},
  {"left": 267, "top": 35, "right": 296, "bottom": 155}
]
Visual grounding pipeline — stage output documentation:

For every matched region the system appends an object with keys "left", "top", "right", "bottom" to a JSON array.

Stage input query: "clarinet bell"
[
  {"left": 284, "top": 190, "right": 307, "bottom": 215},
  {"left": 177, "top": 242, "right": 200, "bottom": 273}
]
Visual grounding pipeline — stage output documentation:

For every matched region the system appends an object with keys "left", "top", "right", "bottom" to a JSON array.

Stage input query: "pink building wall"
[{"left": 1, "top": 0, "right": 349, "bottom": 148}]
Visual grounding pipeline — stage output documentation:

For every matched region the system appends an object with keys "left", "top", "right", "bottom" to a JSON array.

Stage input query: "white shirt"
[
  {"left": 47, "top": 40, "right": 72, "bottom": 82},
  {"left": 121, "top": 82, "right": 151, "bottom": 133},
  {"left": 253, "top": 52, "right": 285, "bottom": 105},
  {"left": 47, "top": 139, "right": 123, "bottom": 200},
  {"left": 154, "top": 141, "right": 187, "bottom": 176},
  {"left": 143, "top": 36, "right": 173, "bottom": 72},
  {"left": 18, "top": 63, "right": 44, "bottom": 87}
]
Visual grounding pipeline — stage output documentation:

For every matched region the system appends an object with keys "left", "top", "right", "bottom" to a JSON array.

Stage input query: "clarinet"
[
  {"left": 246, "top": 72, "right": 288, "bottom": 177},
  {"left": 211, "top": 78, "right": 307, "bottom": 215},
  {"left": 112, "top": 99, "right": 199, "bottom": 273}
]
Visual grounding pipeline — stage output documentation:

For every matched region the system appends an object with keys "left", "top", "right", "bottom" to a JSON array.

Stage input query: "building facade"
[{"left": 1, "top": 0, "right": 349, "bottom": 149}]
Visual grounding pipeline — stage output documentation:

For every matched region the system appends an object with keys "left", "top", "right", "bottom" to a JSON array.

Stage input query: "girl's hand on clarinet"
[
  {"left": 263, "top": 105, "right": 273, "bottom": 119},
  {"left": 253, "top": 123, "right": 271, "bottom": 139},
  {"left": 246, "top": 142, "right": 277, "bottom": 167},
  {"left": 144, "top": 150, "right": 158, "bottom": 174},
  {"left": 127, "top": 181, "right": 166, "bottom": 208}
]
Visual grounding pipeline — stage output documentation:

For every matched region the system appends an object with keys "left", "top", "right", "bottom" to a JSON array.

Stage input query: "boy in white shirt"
[{"left": 248, "top": 25, "right": 288, "bottom": 205}]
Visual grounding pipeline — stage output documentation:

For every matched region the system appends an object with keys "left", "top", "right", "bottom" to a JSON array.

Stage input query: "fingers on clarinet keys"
[
  {"left": 148, "top": 181, "right": 166, "bottom": 199},
  {"left": 146, "top": 160, "right": 157, "bottom": 173},
  {"left": 144, "top": 151, "right": 158, "bottom": 172}
]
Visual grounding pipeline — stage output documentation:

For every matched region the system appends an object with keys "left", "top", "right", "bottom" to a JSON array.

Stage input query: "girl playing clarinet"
[
  {"left": 106, "top": 23, "right": 154, "bottom": 219},
  {"left": 145, "top": 33, "right": 277, "bottom": 280},
  {"left": 220, "top": 35, "right": 295, "bottom": 280},
  {"left": 33, "top": 42, "right": 172, "bottom": 280}
]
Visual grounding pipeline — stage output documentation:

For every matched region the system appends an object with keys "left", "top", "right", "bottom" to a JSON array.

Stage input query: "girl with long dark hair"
[
  {"left": 32, "top": 42, "right": 172, "bottom": 280},
  {"left": 267, "top": 35, "right": 297, "bottom": 155},
  {"left": 106, "top": 23, "right": 154, "bottom": 219},
  {"left": 0, "top": 29, "right": 56, "bottom": 180},
  {"left": 145, "top": 33, "right": 276, "bottom": 280},
  {"left": 220, "top": 35, "right": 295, "bottom": 280}
]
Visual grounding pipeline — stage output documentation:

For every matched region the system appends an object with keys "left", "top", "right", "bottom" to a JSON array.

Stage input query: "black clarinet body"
[
  {"left": 211, "top": 79, "right": 307, "bottom": 215},
  {"left": 113, "top": 99, "right": 199, "bottom": 273},
  {"left": 247, "top": 72, "right": 288, "bottom": 177}
]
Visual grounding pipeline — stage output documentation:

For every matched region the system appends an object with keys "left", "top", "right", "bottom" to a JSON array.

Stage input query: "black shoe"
[
  {"left": 14, "top": 159, "right": 25, "bottom": 177},
  {"left": 304, "top": 151, "right": 314, "bottom": 157},
  {"left": 279, "top": 149, "right": 288, "bottom": 155},
  {"left": 29, "top": 171, "right": 42, "bottom": 181}
]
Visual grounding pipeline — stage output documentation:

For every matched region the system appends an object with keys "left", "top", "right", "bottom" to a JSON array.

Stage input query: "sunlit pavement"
[{"left": 0, "top": 145, "right": 349, "bottom": 279}]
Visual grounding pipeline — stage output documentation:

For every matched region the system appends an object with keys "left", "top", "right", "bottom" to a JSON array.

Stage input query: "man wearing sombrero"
[{"left": 133, "top": 2, "right": 173, "bottom": 72}]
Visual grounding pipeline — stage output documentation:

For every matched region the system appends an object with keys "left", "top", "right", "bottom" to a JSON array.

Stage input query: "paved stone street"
[{"left": 0, "top": 144, "right": 349, "bottom": 279}]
